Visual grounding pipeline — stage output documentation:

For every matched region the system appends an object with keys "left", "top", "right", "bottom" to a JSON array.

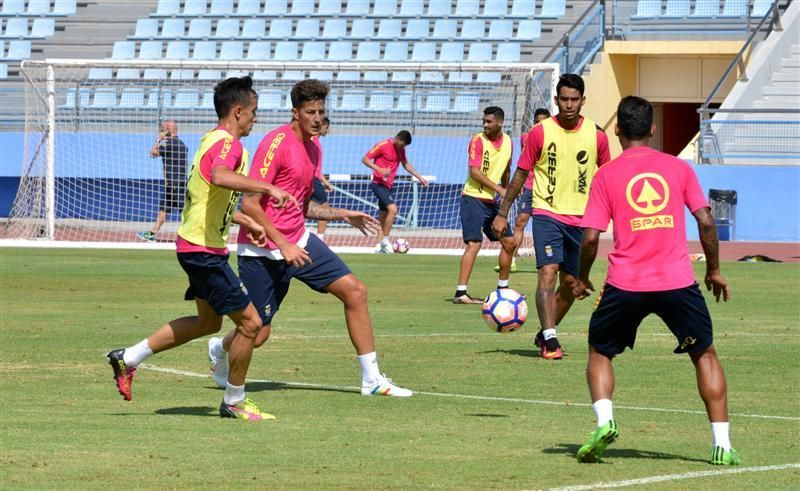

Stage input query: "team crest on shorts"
[
  {"left": 240, "top": 282, "right": 248, "bottom": 296},
  {"left": 545, "top": 245, "right": 553, "bottom": 257},
  {"left": 263, "top": 305, "right": 272, "bottom": 317}
]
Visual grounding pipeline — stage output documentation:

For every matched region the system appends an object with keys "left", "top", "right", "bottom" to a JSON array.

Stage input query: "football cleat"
[
  {"left": 219, "top": 397, "right": 276, "bottom": 421},
  {"left": 534, "top": 330, "right": 545, "bottom": 348},
  {"left": 711, "top": 446, "right": 741, "bottom": 466},
  {"left": 136, "top": 231, "right": 156, "bottom": 242},
  {"left": 452, "top": 293, "right": 484, "bottom": 305},
  {"left": 208, "top": 337, "right": 228, "bottom": 389},
  {"left": 107, "top": 348, "right": 136, "bottom": 401},
  {"left": 361, "top": 374, "right": 413, "bottom": 397},
  {"left": 540, "top": 337, "right": 564, "bottom": 360},
  {"left": 577, "top": 420, "right": 619, "bottom": 463}
]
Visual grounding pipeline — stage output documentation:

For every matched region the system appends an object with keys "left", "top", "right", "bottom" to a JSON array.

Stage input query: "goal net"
[{"left": 5, "top": 60, "right": 558, "bottom": 253}]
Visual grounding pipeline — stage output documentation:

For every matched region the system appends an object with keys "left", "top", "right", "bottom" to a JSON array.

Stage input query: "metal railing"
[{"left": 542, "top": 0, "right": 606, "bottom": 75}]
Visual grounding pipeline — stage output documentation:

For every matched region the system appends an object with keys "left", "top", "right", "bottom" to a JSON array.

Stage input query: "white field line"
[
  {"left": 549, "top": 463, "right": 800, "bottom": 491},
  {"left": 139, "top": 364, "right": 800, "bottom": 422}
]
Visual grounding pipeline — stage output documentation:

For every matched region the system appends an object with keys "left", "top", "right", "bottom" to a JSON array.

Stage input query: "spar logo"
[{"left": 625, "top": 173, "right": 673, "bottom": 231}]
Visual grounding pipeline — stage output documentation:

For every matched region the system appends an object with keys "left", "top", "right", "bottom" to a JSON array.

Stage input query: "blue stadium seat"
[
  {"left": 301, "top": 41, "right": 326, "bottom": 61},
  {"left": 62, "top": 88, "right": 92, "bottom": 109},
  {"left": 253, "top": 70, "right": 277, "bottom": 80},
  {"left": 487, "top": 19, "right": 513, "bottom": 40},
  {"left": 439, "top": 42, "right": 464, "bottom": 62},
  {"left": 116, "top": 68, "right": 140, "bottom": 79},
  {"left": 241, "top": 19, "right": 265, "bottom": 38},
  {"left": 143, "top": 68, "right": 168, "bottom": 79},
  {"left": 753, "top": 0, "right": 773, "bottom": 17},
  {"left": 476, "top": 72, "right": 501, "bottom": 83},
  {"left": 373, "top": 0, "right": 398, "bottom": 17},
  {"left": 0, "top": 63, "right": 6, "bottom": 79},
  {"left": 455, "top": 0, "right": 480, "bottom": 17},
  {"left": 92, "top": 88, "right": 117, "bottom": 108},
  {"left": 411, "top": 42, "right": 436, "bottom": 62},
  {"left": 539, "top": 0, "right": 566, "bottom": 18},
  {"left": 453, "top": 91, "right": 480, "bottom": 113},
  {"left": 192, "top": 41, "right": 216, "bottom": 60},
  {"left": 183, "top": 0, "right": 207, "bottom": 16},
  {"left": 4, "top": 19, "right": 28, "bottom": 38},
  {"left": 355, "top": 41, "right": 380, "bottom": 61},
  {"left": 399, "top": 0, "right": 424, "bottom": 17},
  {"left": 173, "top": 90, "right": 199, "bottom": 109},
  {"left": 53, "top": 0, "right": 77, "bottom": 16},
  {"left": 309, "top": 70, "right": 334, "bottom": 80},
  {"left": 427, "top": 1, "right": 451, "bottom": 17},
  {"left": 321, "top": 19, "right": 347, "bottom": 39},
  {"left": 722, "top": 0, "right": 748, "bottom": 17},
  {"left": 346, "top": 0, "right": 370, "bottom": 16},
  {"left": 632, "top": 0, "right": 661, "bottom": 18},
  {"left": 274, "top": 41, "right": 299, "bottom": 61},
  {"left": 237, "top": 0, "right": 261, "bottom": 15},
  {"left": 509, "top": 0, "right": 534, "bottom": 17},
  {"left": 291, "top": 0, "right": 315, "bottom": 15},
  {"left": 516, "top": 20, "right": 541, "bottom": 40},
  {"left": 210, "top": 0, "right": 234, "bottom": 15},
  {"left": 366, "top": 91, "right": 394, "bottom": 111},
  {"left": 1, "top": 1, "right": 25, "bottom": 16},
  {"left": 392, "top": 72, "right": 415, "bottom": 82},
  {"left": 692, "top": 0, "right": 718, "bottom": 16},
  {"left": 5, "top": 40, "right": 30, "bottom": 60},
  {"left": 339, "top": 90, "right": 366, "bottom": 111},
  {"left": 384, "top": 41, "right": 409, "bottom": 61},
  {"left": 88, "top": 68, "right": 112, "bottom": 79},
  {"left": 225, "top": 70, "right": 248, "bottom": 78},
  {"left": 467, "top": 43, "right": 492, "bottom": 62},
  {"left": 394, "top": 91, "right": 413, "bottom": 111},
  {"left": 327, "top": 41, "right": 353, "bottom": 61},
  {"left": 482, "top": 0, "right": 507, "bottom": 17},
  {"left": 119, "top": 88, "right": 145, "bottom": 108},
  {"left": 198, "top": 69, "right": 221, "bottom": 80},
  {"left": 420, "top": 71, "right": 444, "bottom": 83},
  {"left": 337, "top": 71, "right": 360, "bottom": 81},
  {"left": 318, "top": 0, "right": 342, "bottom": 15},
  {"left": 146, "top": 89, "right": 166, "bottom": 109},
  {"left": 188, "top": 19, "right": 212, "bottom": 39},
  {"left": 295, "top": 19, "right": 320, "bottom": 38},
  {"left": 665, "top": 0, "right": 691, "bottom": 17},
  {"left": 421, "top": 92, "right": 451, "bottom": 112},
  {"left": 165, "top": 41, "right": 190, "bottom": 59},
  {"left": 161, "top": 19, "right": 185, "bottom": 38},
  {"left": 405, "top": 19, "right": 430, "bottom": 39},
  {"left": 27, "top": 0, "right": 51, "bottom": 15},
  {"left": 376, "top": 19, "right": 401, "bottom": 39},
  {"left": 171, "top": 69, "right": 194, "bottom": 80},
  {"left": 200, "top": 91, "right": 214, "bottom": 109},
  {"left": 268, "top": 19, "right": 293, "bottom": 39},
  {"left": 155, "top": 0, "right": 180, "bottom": 16},
  {"left": 363, "top": 71, "right": 388, "bottom": 82},
  {"left": 461, "top": 19, "right": 486, "bottom": 39},
  {"left": 282, "top": 70, "right": 304, "bottom": 81},
  {"left": 132, "top": 19, "right": 159, "bottom": 39},
  {"left": 264, "top": 0, "right": 289, "bottom": 16},
  {"left": 23, "top": 18, "right": 52, "bottom": 38},
  {"left": 496, "top": 43, "right": 520, "bottom": 62},
  {"left": 448, "top": 71, "right": 472, "bottom": 83},
  {"left": 350, "top": 19, "right": 374, "bottom": 39},
  {"left": 432, "top": 19, "right": 457, "bottom": 39},
  {"left": 219, "top": 41, "right": 243, "bottom": 60},
  {"left": 214, "top": 19, "right": 240, "bottom": 38}
]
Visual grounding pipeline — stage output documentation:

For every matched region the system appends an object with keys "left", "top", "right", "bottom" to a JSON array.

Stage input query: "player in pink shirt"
[
  {"left": 362, "top": 130, "right": 429, "bottom": 254},
  {"left": 310, "top": 117, "right": 333, "bottom": 242},
  {"left": 207, "top": 79, "right": 413, "bottom": 400},
  {"left": 572, "top": 96, "right": 739, "bottom": 466}
]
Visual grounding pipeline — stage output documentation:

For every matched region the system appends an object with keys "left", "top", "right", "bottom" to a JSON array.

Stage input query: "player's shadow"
[
  {"left": 481, "top": 348, "right": 566, "bottom": 359},
  {"left": 467, "top": 413, "right": 510, "bottom": 418},
  {"left": 544, "top": 443, "right": 707, "bottom": 463},
  {"left": 154, "top": 406, "right": 217, "bottom": 417},
  {"left": 209, "top": 381, "right": 357, "bottom": 396}
]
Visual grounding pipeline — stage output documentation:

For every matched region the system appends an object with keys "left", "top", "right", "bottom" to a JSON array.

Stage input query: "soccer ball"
[
  {"left": 392, "top": 238, "right": 410, "bottom": 254},
  {"left": 482, "top": 288, "right": 528, "bottom": 333}
]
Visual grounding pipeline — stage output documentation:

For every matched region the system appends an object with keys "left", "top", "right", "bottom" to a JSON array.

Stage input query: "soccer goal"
[{"left": 4, "top": 59, "right": 558, "bottom": 254}]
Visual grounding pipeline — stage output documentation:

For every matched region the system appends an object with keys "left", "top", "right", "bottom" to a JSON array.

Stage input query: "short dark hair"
[
  {"left": 483, "top": 106, "right": 504, "bottom": 120},
  {"left": 396, "top": 130, "right": 412, "bottom": 145},
  {"left": 290, "top": 79, "right": 329, "bottom": 108},
  {"left": 323, "top": 116, "right": 331, "bottom": 125},
  {"left": 534, "top": 107, "right": 551, "bottom": 119},
  {"left": 556, "top": 73, "right": 585, "bottom": 96},
  {"left": 213, "top": 76, "right": 256, "bottom": 119},
  {"left": 617, "top": 95, "right": 653, "bottom": 140}
]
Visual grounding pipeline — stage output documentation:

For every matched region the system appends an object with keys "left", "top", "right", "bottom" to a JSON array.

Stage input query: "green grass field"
[{"left": 1, "top": 248, "right": 799, "bottom": 489}]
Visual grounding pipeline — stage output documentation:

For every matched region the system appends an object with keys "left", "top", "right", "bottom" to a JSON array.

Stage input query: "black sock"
[
  {"left": 455, "top": 289, "right": 467, "bottom": 298},
  {"left": 544, "top": 337, "right": 561, "bottom": 351}
]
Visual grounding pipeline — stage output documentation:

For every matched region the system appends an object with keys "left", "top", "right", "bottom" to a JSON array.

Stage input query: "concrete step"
[
  {"left": 772, "top": 71, "right": 800, "bottom": 82},
  {"left": 762, "top": 84, "right": 800, "bottom": 96}
]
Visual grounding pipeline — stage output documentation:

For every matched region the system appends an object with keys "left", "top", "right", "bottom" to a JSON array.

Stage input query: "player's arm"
[
  {"left": 232, "top": 210, "right": 267, "bottom": 248},
  {"left": 490, "top": 166, "right": 528, "bottom": 238},
  {"left": 694, "top": 207, "right": 729, "bottom": 302},
  {"left": 210, "top": 165, "right": 298, "bottom": 210},
  {"left": 361, "top": 152, "right": 390, "bottom": 176},
  {"left": 319, "top": 173, "right": 334, "bottom": 192},
  {"left": 150, "top": 131, "right": 167, "bottom": 158},
  {"left": 307, "top": 201, "right": 379, "bottom": 236},
  {"left": 241, "top": 192, "right": 311, "bottom": 267},
  {"left": 401, "top": 161, "right": 429, "bottom": 186},
  {"left": 573, "top": 228, "right": 600, "bottom": 299}
]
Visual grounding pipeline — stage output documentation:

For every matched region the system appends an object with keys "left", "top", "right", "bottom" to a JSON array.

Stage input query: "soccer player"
[
  {"left": 495, "top": 107, "right": 551, "bottom": 274},
  {"left": 207, "top": 79, "right": 413, "bottom": 398},
  {"left": 491, "top": 74, "right": 610, "bottom": 359},
  {"left": 106, "top": 76, "right": 297, "bottom": 421},
  {"left": 453, "top": 106, "right": 517, "bottom": 305},
  {"left": 311, "top": 117, "right": 333, "bottom": 242},
  {"left": 572, "top": 95, "right": 740, "bottom": 466},
  {"left": 137, "top": 120, "right": 188, "bottom": 242},
  {"left": 361, "top": 130, "right": 429, "bottom": 254}
]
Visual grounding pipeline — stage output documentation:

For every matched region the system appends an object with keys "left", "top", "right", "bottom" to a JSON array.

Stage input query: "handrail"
[{"left": 541, "top": 0, "right": 605, "bottom": 68}]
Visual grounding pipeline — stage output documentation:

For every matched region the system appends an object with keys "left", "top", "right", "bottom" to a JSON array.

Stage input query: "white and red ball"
[
  {"left": 392, "top": 238, "right": 410, "bottom": 254},
  {"left": 482, "top": 288, "right": 528, "bottom": 333}
]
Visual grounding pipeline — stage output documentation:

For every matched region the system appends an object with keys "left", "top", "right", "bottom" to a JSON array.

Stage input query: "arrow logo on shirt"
[{"left": 625, "top": 173, "right": 670, "bottom": 215}]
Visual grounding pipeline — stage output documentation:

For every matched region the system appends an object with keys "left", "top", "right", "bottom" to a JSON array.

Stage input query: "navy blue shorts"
[
  {"left": 459, "top": 195, "right": 513, "bottom": 243},
  {"left": 370, "top": 182, "right": 395, "bottom": 211},
  {"left": 531, "top": 214, "right": 582, "bottom": 276},
  {"left": 310, "top": 177, "right": 328, "bottom": 205},
  {"left": 177, "top": 252, "right": 250, "bottom": 316},
  {"left": 588, "top": 283, "right": 713, "bottom": 358},
  {"left": 516, "top": 188, "right": 534, "bottom": 215},
  {"left": 237, "top": 234, "right": 352, "bottom": 326}
]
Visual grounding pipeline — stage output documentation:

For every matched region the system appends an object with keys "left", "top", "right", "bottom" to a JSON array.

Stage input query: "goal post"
[{"left": 4, "top": 59, "right": 559, "bottom": 253}]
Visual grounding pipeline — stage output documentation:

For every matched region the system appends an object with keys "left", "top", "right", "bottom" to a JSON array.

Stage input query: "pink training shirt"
[
  {"left": 176, "top": 127, "right": 244, "bottom": 255},
  {"left": 238, "top": 123, "right": 319, "bottom": 249},
  {"left": 517, "top": 116, "right": 611, "bottom": 226},
  {"left": 312, "top": 135, "right": 323, "bottom": 179},
  {"left": 580, "top": 146, "right": 709, "bottom": 292},
  {"left": 365, "top": 138, "right": 407, "bottom": 189}
]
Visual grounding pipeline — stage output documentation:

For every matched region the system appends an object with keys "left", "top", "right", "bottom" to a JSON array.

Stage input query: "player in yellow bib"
[
  {"left": 453, "top": 106, "right": 517, "bottom": 304},
  {"left": 107, "top": 76, "right": 297, "bottom": 421}
]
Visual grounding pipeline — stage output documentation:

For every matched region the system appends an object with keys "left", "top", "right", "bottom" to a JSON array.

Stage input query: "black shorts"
[
  {"left": 370, "top": 182, "right": 395, "bottom": 211},
  {"left": 177, "top": 252, "right": 250, "bottom": 316},
  {"left": 588, "top": 283, "right": 713, "bottom": 358},
  {"left": 310, "top": 177, "right": 328, "bottom": 205},
  {"left": 531, "top": 214, "right": 582, "bottom": 276},
  {"left": 459, "top": 195, "right": 513, "bottom": 243},
  {"left": 238, "top": 234, "right": 352, "bottom": 326},
  {"left": 159, "top": 182, "right": 185, "bottom": 213}
]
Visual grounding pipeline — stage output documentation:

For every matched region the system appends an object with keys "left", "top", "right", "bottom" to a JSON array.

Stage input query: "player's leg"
[
  {"left": 553, "top": 223, "right": 582, "bottom": 325},
  {"left": 383, "top": 202, "right": 398, "bottom": 241},
  {"left": 554, "top": 270, "right": 577, "bottom": 325},
  {"left": 454, "top": 196, "right": 487, "bottom": 303},
  {"left": 317, "top": 219, "right": 328, "bottom": 240},
  {"left": 531, "top": 215, "right": 568, "bottom": 358}
]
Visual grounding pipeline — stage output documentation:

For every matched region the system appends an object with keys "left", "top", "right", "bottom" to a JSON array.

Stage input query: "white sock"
[
  {"left": 209, "top": 336, "right": 227, "bottom": 358},
  {"left": 358, "top": 351, "right": 381, "bottom": 385},
  {"left": 456, "top": 284, "right": 468, "bottom": 293},
  {"left": 497, "top": 279, "right": 509, "bottom": 288},
  {"left": 711, "top": 422, "right": 731, "bottom": 450},
  {"left": 123, "top": 339, "right": 153, "bottom": 368},
  {"left": 224, "top": 383, "right": 245, "bottom": 406},
  {"left": 542, "top": 328, "right": 557, "bottom": 341},
  {"left": 593, "top": 399, "right": 614, "bottom": 427}
]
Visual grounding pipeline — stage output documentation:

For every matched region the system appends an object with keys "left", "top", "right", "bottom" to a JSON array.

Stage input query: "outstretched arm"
[
  {"left": 211, "top": 165, "right": 299, "bottom": 209},
  {"left": 240, "top": 193, "right": 311, "bottom": 267},
  {"left": 402, "top": 161, "right": 429, "bottom": 186},
  {"left": 573, "top": 228, "right": 600, "bottom": 299},
  {"left": 694, "top": 207, "right": 729, "bottom": 302},
  {"left": 307, "top": 201, "right": 379, "bottom": 236}
]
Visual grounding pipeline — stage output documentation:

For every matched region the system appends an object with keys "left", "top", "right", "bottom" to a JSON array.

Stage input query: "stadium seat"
[
  {"left": 26, "top": 0, "right": 51, "bottom": 16},
  {"left": 143, "top": 68, "right": 168, "bottom": 79},
  {"left": 91, "top": 88, "right": 117, "bottom": 108},
  {"left": 364, "top": 71, "right": 388, "bottom": 82},
  {"left": 476, "top": 72, "right": 501, "bottom": 83},
  {"left": 405, "top": 19, "right": 430, "bottom": 39},
  {"left": 154, "top": 0, "right": 179, "bottom": 16},
  {"left": 4, "top": 19, "right": 28, "bottom": 38},
  {"left": 309, "top": 70, "right": 333, "bottom": 80},
  {"left": 118, "top": 88, "right": 145, "bottom": 108},
  {"left": 432, "top": 19, "right": 457, "bottom": 40},
  {"left": 247, "top": 41, "right": 272, "bottom": 61},
  {"left": 171, "top": 69, "right": 195, "bottom": 80},
  {"left": 461, "top": 19, "right": 486, "bottom": 39},
  {"left": 420, "top": 71, "right": 444, "bottom": 83},
  {"left": 268, "top": 19, "right": 293, "bottom": 39},
  {"left": 399, "top": 0, "right": 424, "bottom": 17},
  {"left": 161, "top": 19, "right": 185, "bottom": 38},
  {"left": 439, "top": 42, "right": 464, "bottom": 62},
  {"left": 224, "top": 70, "right": 247, "bottom": 78},
  {"left": 664, "top": 0, "right": 691, "bottom": 17},
  {"left": 210, "top": 0, "right": 234, "bottom": 16},
  {"left": 453, "top": 91, "right": 480, "bottom": 113},
  {"left": 722, "top": 0, "right": 748, "bottom": 17},
  {"left": 373, "top": 0, "right": 398, "bottom": 17},
  {"left": 753, "top": 0, "right": 773, "bottom": 17},
  {"left": 30, "top": 18, "right": 54, "bottom": 38},
  {"left": 183, "top": 0, "right": 207, "bottom": 16},
  {"left": 188, "top": 19, "right": 212, "bottom": 39},
  {"left": 200, "top": 91, "right": 215, "bottom": 109},
  {"left": 318, "top": 0, "right": 342, "bottom": 15},
  {"left": 301, "top": 41, "right": 326, "bottom": 61},
  {"left": 163, "top": 41, "right": 188, "bottom": 59},
  {"left": 692, "top": 0, "right": 718, "bottom": 16},
  {"left": 291, "top": 0, "right": 315, "bottom": 15},
  {"left": 448, "top": 71, "right": 472, "bottom": 83},
  {"left": 394, "top": 91, "right": 413, "bottom": 111},
  {"left": 327, "top": 41, "right": 353, "bottom": 61},
  {"left": 339, "top": 90, "right": 366, "bottom": 111},
  {"left": 146, "top": 89, "right": 165, "bottom": 109},
  {"left": 350, "top": 19, "right": 375, "bottom": 39},
  {"left": 1, "top": 1, "right": 25, "bottom": 16},
  {"left": 391, "top": 71, "right": 415, "bottom": 82},
  {"left": 252, "top": 70, "right": 277, "bottom": 80},
  {"left": 420, "top": 92, "right": 451, "bottom": 112},
  {"left": 0, "top": 63, "right": 6, "bottom": 79},
  {"left": 115, "top": 68, "right": 140, "bottom": 79},
  {"left": 467, "top": 43, "right": 492, "bottom": 62},
  {"left": 88, "top": 68, "right": 112, "bottom": 79},
  {"left": 173, "top": 89, "right": 199, "bottom": 109},
  {"left": 633, "top": 0, "right": 661, "bottom": 18},
  {"left": 192, "top": 41, "right": 216, "bottom": 60},
  {"left": 62, "top": 88, "right": 92, "bottom": 109},
  {"left": 355, "top": 41, "right": 380, "bottom": 61},
  {"left": 346, "top": 0, "right": 370, "bottom": 16},
  {"left": 321, "top": 19, "right": 347, "bottom": 39},
  {"left": 411, "top": 42, "right": 436, "bottom": 62},
  {"left": 295, "top": 19, "right": 320, "bottom": 39},
  {"left": 509, "top": 0, "right": 535, "bottom": 18},
  {"left": 539, "top": 0, "right": 566, "bottom": 18},
  {"left": 455, "top": 0, "right": 480, "bottom": 17},
  {"left": 376, "top": 19, "right": 401, "bottom": 39},
  {"left": 337, "top": 71, "right": 360, "bottom": 81},
  {"left": 366, "top": 91, "right": 394, "bottom": 111},
  {"left": 516, "top": 20, "right": 541, "bottom": 40},
  {"left": 132, "top": 19, "right": 158, "bottom": 39},
  {"left": 236, "top": 0, "right": 260, "bottom": 15},
  {"left": 384, "top": 41, "right": 409, "bottom": 61},
  {"left": 198, "top": 69, "right": 221, "bottom": 80},
  {"left": 487, "top": 19, "right": 513, "bottom": 40},
  {"left": 427, "top": 1, "right": 451, "bottom": 17},
  {"left": 5, "top": 40, "right": 31, "bottom": 60},
  {"left": 482, "top": 0, "right": 508, "bottom": 17},
  {"left": 214, "top": 19, "right": 240, "bottom": 38},
  {"left": 53, "top": 0, "right": 77, "bottom": 15},
  {"left": 242, "top": 19, "right": 266, "bottom": 38},
  {"left": 496, "top": 43, "right": 520, "bottom": 63},
  {"left": 219, "top": 41, "right": 243, "bottom": 60},
  {"left": 264, "top": 0, "right": 289, "bottom": 16},
  {"left": 274, "top": 41, "right": 299, "bottom": 61}
]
